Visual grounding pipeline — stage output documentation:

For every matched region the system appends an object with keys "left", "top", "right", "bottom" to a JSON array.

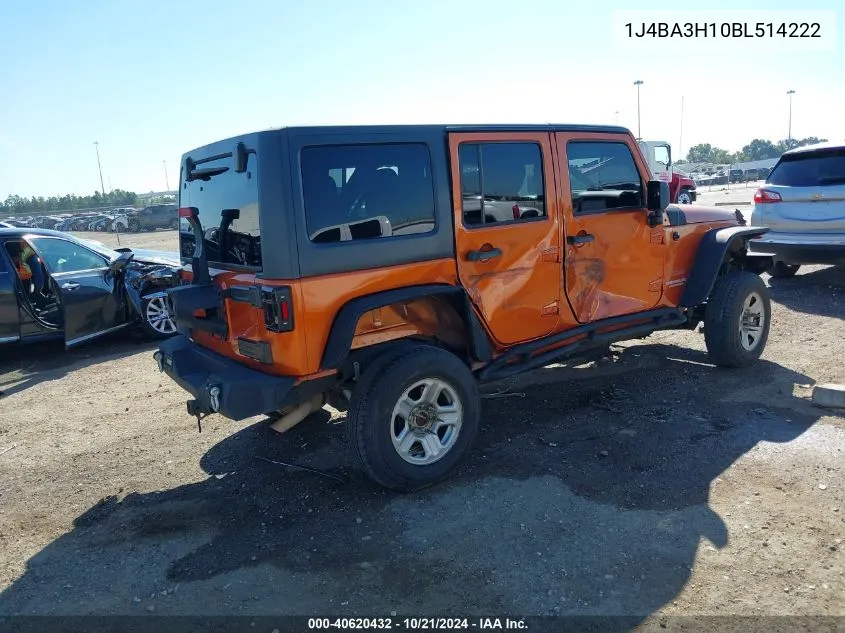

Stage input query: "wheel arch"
[
  {"left": 320, "top": 284, "right": 493, "bottom": 372},
  {"left": 680, "top": 226, "right": 773, "bottom": 307}
]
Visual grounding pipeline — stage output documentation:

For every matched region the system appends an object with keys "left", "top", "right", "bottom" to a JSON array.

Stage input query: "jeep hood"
[{"left": 666, "top": 204, "right": 738, "bottom": 226}]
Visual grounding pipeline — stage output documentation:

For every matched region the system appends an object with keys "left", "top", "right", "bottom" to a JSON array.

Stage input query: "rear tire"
[
  {"left": 704, "top": 272, "right": 771, "bottom": 368},
  {"left": 347, "top": 344, "right": 480, "bottom": 491},
  {"left": 769, "top": 261, "right": 800, "bottom": 279}
]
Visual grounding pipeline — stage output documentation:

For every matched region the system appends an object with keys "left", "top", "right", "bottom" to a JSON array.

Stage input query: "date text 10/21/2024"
[{"left": 307, "top": 618, "right": 528, "bottom": 630}]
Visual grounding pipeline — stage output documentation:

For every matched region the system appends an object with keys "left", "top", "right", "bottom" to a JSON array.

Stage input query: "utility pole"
[
  {"left": 679, "top": 95, "right": 684, "bottom": 161},
  {"left": 93, "top": 141, "right": 106, "bottom": 199},
  {"left": 615, "top": 110, "right": 620, "bottom": 124},
  {"left": 787, "top": 89, "right": 795, "bottom": 143},
  {"left": 163, "top": 160, "right": 170, "bottom": 191},
  {"left": 633, "top": 80, "right": 644, "bottom": 139}
]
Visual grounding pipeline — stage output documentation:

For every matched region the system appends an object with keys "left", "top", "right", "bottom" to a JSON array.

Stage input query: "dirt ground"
[{"left": 0, "top": 229, "right": 842, "bottom": 624}]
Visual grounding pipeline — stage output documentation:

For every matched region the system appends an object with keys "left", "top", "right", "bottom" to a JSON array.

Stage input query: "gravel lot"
[{"left": 0, "top": 229, "right": 842, "bottom": 623}]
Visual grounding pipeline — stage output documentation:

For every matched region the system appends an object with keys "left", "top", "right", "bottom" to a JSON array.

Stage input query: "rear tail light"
[
  {"left": 262, "top": 286, "right": 294, "bottom": 333},
  {"left": 753, "top": 188, "right": 782, "bottom": 204},
  {"left": 512, "top": 204, "right": 520, "bottom": 220}
]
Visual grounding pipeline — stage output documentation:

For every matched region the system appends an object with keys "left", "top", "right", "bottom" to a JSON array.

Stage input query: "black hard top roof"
[{"left": 182, "top": 123, "right": 633, "bottom": 162}]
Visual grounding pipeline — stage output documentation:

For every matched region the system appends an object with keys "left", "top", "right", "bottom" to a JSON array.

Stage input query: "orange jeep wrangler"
[{"left": 154, "top": 124, "right": 773, "bottom": 491}]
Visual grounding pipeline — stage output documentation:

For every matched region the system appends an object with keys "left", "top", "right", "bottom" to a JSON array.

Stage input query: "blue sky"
[{"left": 0, "top": 0, "right": 842, "bottom": 199}]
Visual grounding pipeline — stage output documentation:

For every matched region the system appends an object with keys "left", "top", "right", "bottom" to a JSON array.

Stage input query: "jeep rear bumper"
[{"left": 154, "top": 335, "right": 296, "bottom": 421}]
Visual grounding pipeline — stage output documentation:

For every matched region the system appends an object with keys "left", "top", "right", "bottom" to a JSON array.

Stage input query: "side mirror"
[
  {"left": 647, "top": 180, "right": 670, "bottom": 212},
  {"left": 646, "top": 180, "right": 670, "bottom": 227},
  {"left": 109, "top": 251, "right": 134, "bottom": 273}
]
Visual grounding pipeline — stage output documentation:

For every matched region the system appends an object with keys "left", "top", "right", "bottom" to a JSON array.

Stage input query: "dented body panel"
[{"left": 158, "top": 123, "right": 767, "bottom": 423}]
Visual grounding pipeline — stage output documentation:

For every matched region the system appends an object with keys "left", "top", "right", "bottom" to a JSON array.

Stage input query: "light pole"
[
  {"left": 633, "top": 80, "right": 644, "bottom": 139},
  {"left": 163, "top": 160, "right": 170, "bottom": 191},
  {"left": 93, "top": 141, "right": 106, "bottom": 200},
  {"left": 679, "top": 95, "right": 684, "bottom": 161},
  {"left": 787, "top": 89, "right": 795, "bottom": 143}
]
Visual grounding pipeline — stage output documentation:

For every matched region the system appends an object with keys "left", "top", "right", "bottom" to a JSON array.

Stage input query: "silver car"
[{"left": 749, "top": 141, "right": 845, "bottom": 278}]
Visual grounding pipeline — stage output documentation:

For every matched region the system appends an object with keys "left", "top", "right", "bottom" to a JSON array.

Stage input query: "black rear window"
[
  {"left": 767, "top": 148, "right": 845, "bottom": 187},
  {"left": 178, "top": 152, "right": 261, "bottom": 268}
]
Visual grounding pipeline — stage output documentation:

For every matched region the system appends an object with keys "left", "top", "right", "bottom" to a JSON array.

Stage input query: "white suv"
[{"left": 749, "top": 141, "right": 845, "bottom": 278}]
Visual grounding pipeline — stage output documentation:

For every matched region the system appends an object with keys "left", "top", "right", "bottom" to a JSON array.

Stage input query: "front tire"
[
  {"left": 677, "top": 190, "right": 693, "bottom": 204},
  {"left": 704, "top": 272, "right": 771, "bottom": 368},
  {"left": 128, "top": 219, "right": 140, "bottom": 232},
  {"left": 140, "top": 295, "right": 177, "bottom": 339},
  {"left": 769, "top": 261, "right": 800, "bottom": 279},
  {"left": 347, "top": 344, "right": 480, "bottom": 491}
]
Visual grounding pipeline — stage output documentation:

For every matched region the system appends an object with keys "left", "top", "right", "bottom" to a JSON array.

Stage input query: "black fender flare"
[
  {"left": 320, "top": 284, "right": 493, "bottom": 370},
  {"left": 680, "top": 226, "right": 771, "bottom": 307}
]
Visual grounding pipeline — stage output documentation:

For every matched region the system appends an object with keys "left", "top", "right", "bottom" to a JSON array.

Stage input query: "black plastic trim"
[
  {"left": 680, "top": 226, "right": 771, "bottom": 307},
  {"left": 237, "top": 337, "right": 273, "bottom": 364},
  {"left": 665, "top": 206, "right": 688, "bottom": 226},
  {"left": 478, "top": 308, "right": 687, "bottom": 382}
]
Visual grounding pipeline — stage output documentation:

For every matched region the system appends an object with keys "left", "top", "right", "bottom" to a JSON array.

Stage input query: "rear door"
[
  {"left": 27, "top": 236, "right": 127, "bottom": 347},
  {"left": 555, "top": 133, "right": 666, "bottom": 323},
  {"left": 761, "top": 147, "right": 845, "bottom": 233},
  {"left": 449, "top": 132, "right": 561, "bottom": 345},
  {"left": 0, "top": 240, "right": 20, "bottom": 344}
]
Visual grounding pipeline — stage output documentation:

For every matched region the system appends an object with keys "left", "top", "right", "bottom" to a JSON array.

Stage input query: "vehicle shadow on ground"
[
  {"left": 0, "top": 343, "right": 823, "bottom": 623},
  {"left": 766, "top": 265, "right": 844, "bottom": 320},
  {"left": 0, "top": 334, "right": 158, "bottom": 400}
]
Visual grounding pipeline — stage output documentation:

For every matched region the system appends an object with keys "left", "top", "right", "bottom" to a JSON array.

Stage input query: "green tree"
[
  {"left": 686, "top": 143, "right": 713, "bottom": 163},
  {"left": 739, "top": 139, "right": 780, "bottom": 161}
]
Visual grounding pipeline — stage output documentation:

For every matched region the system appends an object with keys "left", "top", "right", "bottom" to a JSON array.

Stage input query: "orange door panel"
[
  {"left": 449, "top": 132, "right": 561, "bottom": 346},
  {"left": 555, "top": 132, "right": 666, "bottom": 323}
]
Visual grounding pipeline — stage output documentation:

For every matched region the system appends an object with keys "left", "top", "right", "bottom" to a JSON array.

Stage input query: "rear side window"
[
  {"left": 301, "top": 143, "right": 436, "bottom": 243},
  {"left": 566, "top": 141, "right": 644, "bottom": 213},
  {"left": 179, "top": 153, "right": 261, "bottom": 268},
  {"left": 458, "top": 142, "right": 546, "bottom": 227},
  {"left": 767, "top": 149, "right": 845, "bottom": 187}
]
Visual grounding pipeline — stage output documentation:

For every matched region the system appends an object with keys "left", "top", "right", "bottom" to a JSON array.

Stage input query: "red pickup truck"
[{"left": 637, "top": 140, "right": 697, "bottom": 204}]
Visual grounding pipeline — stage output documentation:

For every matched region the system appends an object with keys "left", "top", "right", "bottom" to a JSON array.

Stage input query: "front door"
[
  {"left": 556, "top": 133, "right": 666, "bottom": 323},
  {"left": 0, "top": 242, "right": 21, "bottom": 344},
  {"left": 26, "top": 236, "right": 127, "bottom": 347},
  {"left": 449, "top": 132, "right": 561, "bottom": 346}
]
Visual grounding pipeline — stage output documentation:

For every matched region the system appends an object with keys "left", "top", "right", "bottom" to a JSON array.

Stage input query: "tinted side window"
[
  {"left": 566, "top": 142, "right": 644, "bottom": 213},
  {"left": 30, "top": 238, "right": 108, "bottom": 273},
  {"left": 301, "top": 143, "right": 436, "bottom": 243},
  {"left": 458, "top": 142, "right": 545, "bottom": 226},
  {"left": 767, "top": 149, "right": 845, "bottom": 187}
]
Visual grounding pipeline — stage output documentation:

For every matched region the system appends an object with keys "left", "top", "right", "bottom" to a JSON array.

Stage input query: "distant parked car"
[
  {"left": 126, "top": 204, "right": 178, "bottom": 232},
  {"left": 749, "top": 141, "right": 845, "bottom": 278},
  {"left": 729, "top": 169, "right": 744, "bottom": 183}
]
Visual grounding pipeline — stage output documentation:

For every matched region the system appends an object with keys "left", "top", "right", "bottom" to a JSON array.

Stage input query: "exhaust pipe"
[{"left": 270, "top": 393, "right": 325, "bottom": 434}]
